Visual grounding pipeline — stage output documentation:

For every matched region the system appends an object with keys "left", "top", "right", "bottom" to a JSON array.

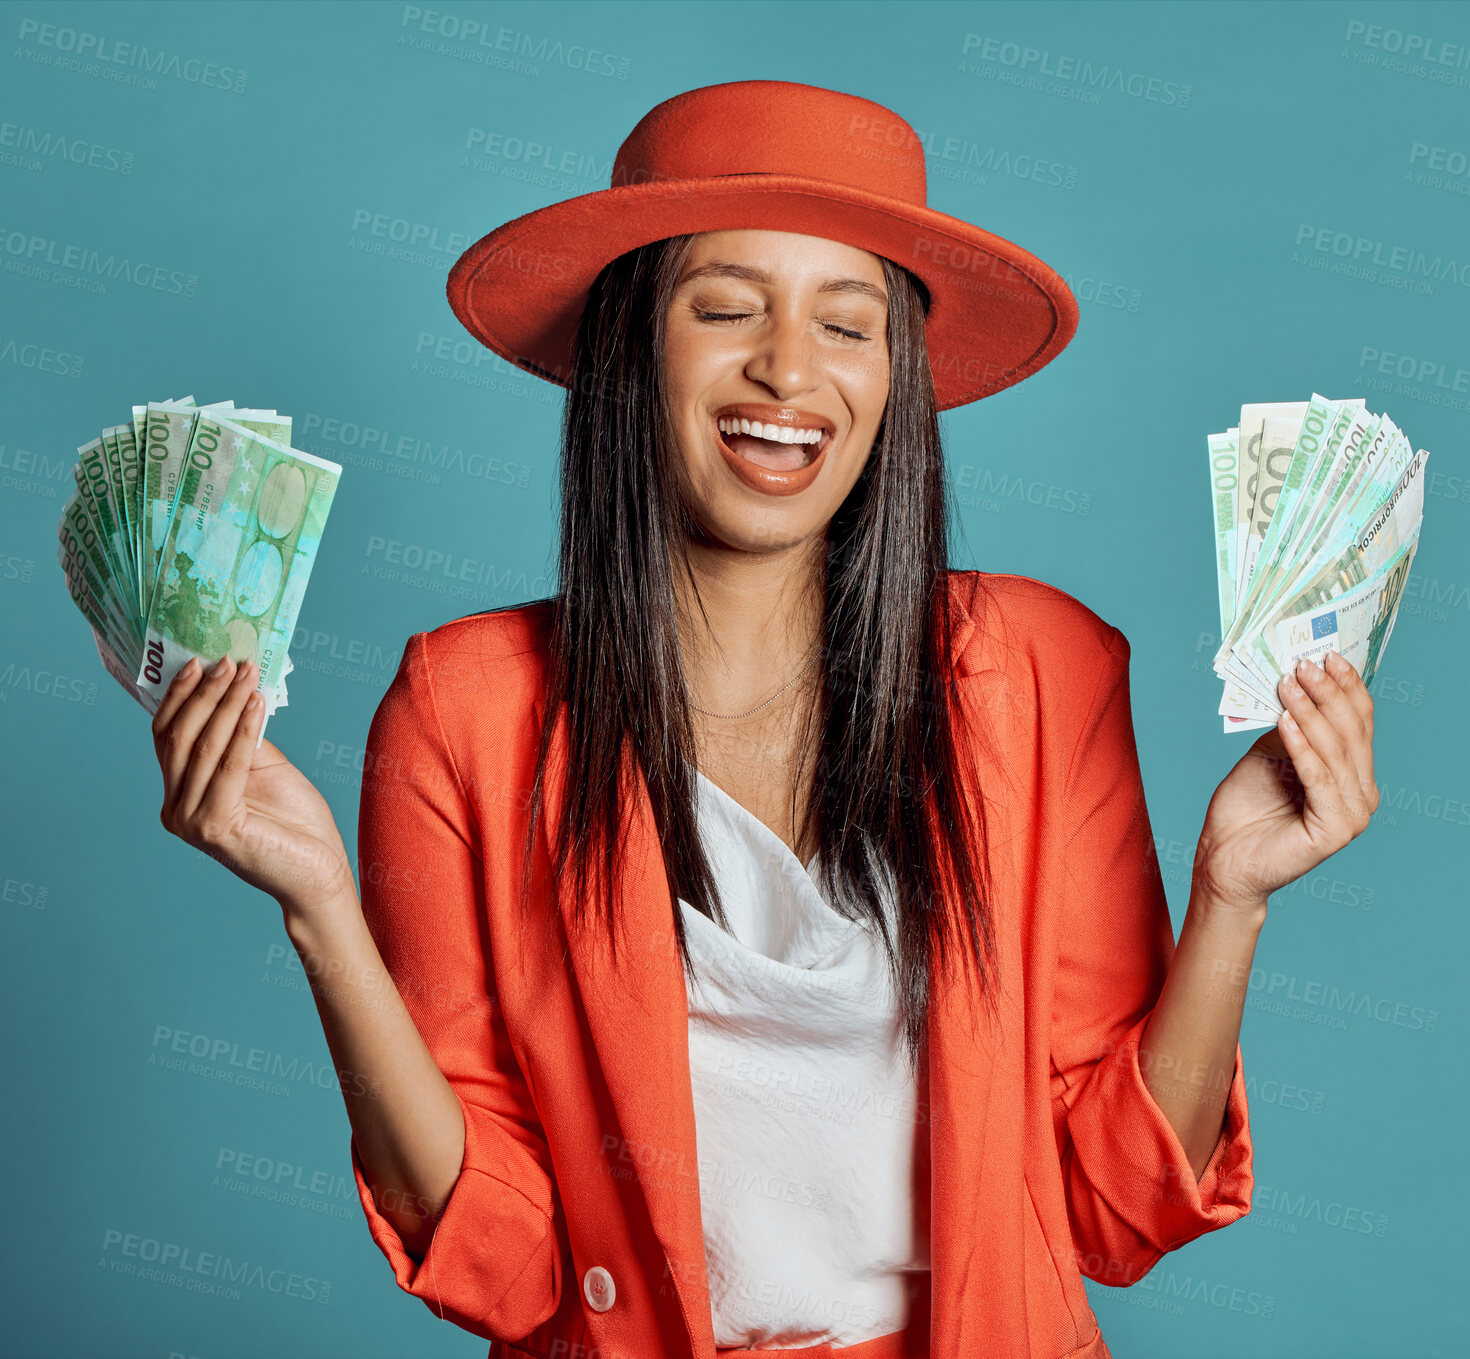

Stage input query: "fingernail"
[
  {"left": 1299, "top": 658, "right": 1320, "bottom": 680},
  {"left": 183, "top": 657, "right": 200, "bottom": 675},
  {"left": 210, "top": 655, "right": 231, "bottom": 676}
]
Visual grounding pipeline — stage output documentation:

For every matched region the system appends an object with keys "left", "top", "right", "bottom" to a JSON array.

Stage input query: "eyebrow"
[{"left": 676, "top": 260, "right": 888, "bottom": 306}]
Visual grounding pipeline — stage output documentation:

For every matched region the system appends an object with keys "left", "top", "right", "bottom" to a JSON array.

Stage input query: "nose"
[{"left": 743, "top": 310, "right": 818, "bottom": 401}]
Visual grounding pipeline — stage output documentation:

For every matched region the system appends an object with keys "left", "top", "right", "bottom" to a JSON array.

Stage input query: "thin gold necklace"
[{"left": 685, "top": 645, "right": 821, "bottom": 720}]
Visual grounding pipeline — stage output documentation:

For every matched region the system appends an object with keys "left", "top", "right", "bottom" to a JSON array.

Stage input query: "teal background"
[{"left": 2, "top": 1, "right": 1465, "bottom": 1355}]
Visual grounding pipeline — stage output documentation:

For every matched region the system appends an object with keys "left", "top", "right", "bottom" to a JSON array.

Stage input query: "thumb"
[
  {"left": 1247, "top": 727, "right": 1289, "bottom": 764},
  {"left": 250, "top": 735, "right": 291, "bottom": 769}
]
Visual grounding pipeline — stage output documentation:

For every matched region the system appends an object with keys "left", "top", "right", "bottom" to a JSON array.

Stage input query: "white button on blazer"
[{"left": 582, "top": 1263, "right": 616, "bottom": 1313}]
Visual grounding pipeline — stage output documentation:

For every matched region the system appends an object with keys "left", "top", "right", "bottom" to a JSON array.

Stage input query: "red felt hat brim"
[{"left": 447, "top": 173, "right": 1078, "bottom": 413}]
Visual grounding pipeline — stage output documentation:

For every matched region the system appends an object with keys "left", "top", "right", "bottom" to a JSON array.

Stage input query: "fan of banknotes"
[
  {"left": 1207, "top": 393, "right": 1427, "bottom": 734},
  {"left": 56, "top": 396, "right": 342, "bottom": 745}
]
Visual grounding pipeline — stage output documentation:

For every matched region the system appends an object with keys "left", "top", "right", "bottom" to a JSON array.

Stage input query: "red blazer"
[{"left": 349, "top": 570, "right": 1254, "bottom": 1359}]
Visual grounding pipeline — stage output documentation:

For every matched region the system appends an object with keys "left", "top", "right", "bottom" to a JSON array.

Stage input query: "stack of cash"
[
  {"left": 56, "top": 396, "right": 342, "bottom": 744},
  {"left": 1207, "top": 394, "right": 1427, "bottom": 733}
]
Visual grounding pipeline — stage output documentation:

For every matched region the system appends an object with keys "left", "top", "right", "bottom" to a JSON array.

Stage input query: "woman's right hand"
[{"left": 152, "top": 653, "right": 356, "bottom": 921}]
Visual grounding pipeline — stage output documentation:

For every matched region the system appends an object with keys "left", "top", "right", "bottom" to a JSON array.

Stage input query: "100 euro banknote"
[
  {"left": 1267, "top": 533, "right": 1420, "bottom": 692},
  {"left": 57, "top": 397, "right": 333, "bottom": 747},
  {"left": 135, "top": 412, "right": 341, "bottom": 730},
  {"left": 1206, "top": 393, "right": 1429, "bottom": 733}
]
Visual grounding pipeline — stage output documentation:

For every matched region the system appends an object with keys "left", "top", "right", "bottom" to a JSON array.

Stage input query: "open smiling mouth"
[{"left": 713, "top": 416, "right": 833, "bottom": 472}]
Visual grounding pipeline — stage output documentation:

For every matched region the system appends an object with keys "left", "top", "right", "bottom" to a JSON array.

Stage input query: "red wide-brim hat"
[{"left": 447, "top": 80, "right": 1078, "bottom": 412}]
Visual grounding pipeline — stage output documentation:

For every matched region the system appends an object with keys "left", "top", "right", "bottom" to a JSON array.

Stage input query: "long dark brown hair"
[{"left": 510, "top": 233, "right": 999, "bottom": 1074}]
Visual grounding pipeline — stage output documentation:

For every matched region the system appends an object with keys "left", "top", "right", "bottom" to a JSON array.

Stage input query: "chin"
[{"left": 702, "top": 498, "right": 828, "bottom": 553}]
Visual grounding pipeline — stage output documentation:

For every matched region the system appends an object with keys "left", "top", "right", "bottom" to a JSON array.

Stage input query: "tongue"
[{"left": 726, "top": 432, "right": 809, "bottom": 471}]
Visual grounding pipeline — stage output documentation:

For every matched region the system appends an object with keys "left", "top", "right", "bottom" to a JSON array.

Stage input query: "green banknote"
[
  {"left": 56, "top": 397, "right": 335, "bottom": 744},
  {"left": 138, "top": 413, "right": 339, "bottom": 719},
  {"left": 1207, "top": 431, "right": 1240, "bottom": 640},
  {"left": 1204, "top": 394, "right": 1428, "bottom": 734},
  {"left": 1234, "top": 448, "right": 1427, "bottom": 703},
  {"left": 1268, "top": 532, "right": 1421, "bottom": 692}
]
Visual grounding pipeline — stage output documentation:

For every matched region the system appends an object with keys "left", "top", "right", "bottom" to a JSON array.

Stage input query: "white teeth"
[{"left": 717, "top": 416, "right": 824, "bottom": 445}]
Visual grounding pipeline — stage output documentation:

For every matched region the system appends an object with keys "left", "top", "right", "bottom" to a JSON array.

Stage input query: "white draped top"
[{"left": 676, "top": 766, "right": 930, "bottom": 1349}]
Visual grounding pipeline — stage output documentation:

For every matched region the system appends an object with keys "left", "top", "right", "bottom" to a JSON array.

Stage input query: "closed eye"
[{"left": 692, "top": 310, "right": 871, "bottom": 342}]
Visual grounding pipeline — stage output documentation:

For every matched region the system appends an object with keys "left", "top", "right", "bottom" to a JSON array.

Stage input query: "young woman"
[{"left": 149, "top": 83, "right": 1380, "bottom": 1359}]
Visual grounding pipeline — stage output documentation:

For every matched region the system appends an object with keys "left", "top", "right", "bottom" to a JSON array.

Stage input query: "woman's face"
[{"left": 663, "top": 229, "right": 891, "bottom": 553}]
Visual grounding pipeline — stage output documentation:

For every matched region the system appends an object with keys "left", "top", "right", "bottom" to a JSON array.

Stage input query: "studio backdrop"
[{"left": 2, "top": 3, "right": 1465, "bottom": 1357}]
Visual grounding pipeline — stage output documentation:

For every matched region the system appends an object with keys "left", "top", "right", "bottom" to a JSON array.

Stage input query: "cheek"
[
  {"left": 661, "top": 354, "right": 701, "bottom": 433},
  {"left": 665, "top": 322, "right": 734, "bottom": 380},
  {"left": 838, "top": 352, "right": 890, "bottom": 419}
]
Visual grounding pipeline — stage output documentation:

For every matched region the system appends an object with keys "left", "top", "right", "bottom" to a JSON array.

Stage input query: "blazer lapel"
[
  {"left": 928, "top": 576, "right": 1004, "bottom": 1355},
  {"left": 528, "top": 573, "right": 995, "bottom": 1359},
  {"left": 532, "top": 688, "right": 716, "bottom": 1359}
]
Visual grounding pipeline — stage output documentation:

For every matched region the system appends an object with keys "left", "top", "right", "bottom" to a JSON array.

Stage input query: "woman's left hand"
[{"left": 1195, "top": 650, "right": 1379, "bottom": 912}]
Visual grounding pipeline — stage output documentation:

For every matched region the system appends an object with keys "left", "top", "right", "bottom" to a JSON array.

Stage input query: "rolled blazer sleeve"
[
  {"left": 1048, "top": 626, "right": 1253, "bottom": 1286},
  {"left": 350, "top": 630, "right": 563, "bottom": 1339}
]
